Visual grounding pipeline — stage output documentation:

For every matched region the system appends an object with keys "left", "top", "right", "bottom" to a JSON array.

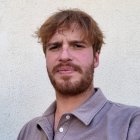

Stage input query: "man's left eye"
[{"left": 73, "top": 44, "right": 85, "bottom": 48}]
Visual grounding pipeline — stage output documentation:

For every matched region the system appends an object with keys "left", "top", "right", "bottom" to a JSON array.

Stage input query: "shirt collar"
[
  {"left": 42, "top": 88, "right": 107, "bottom": 126},
  {"left": 71, "top": 88, "right": 107, "bottom": 125},
  {"left": 43, "top": 101, "right": 56, "bottom": 117}
]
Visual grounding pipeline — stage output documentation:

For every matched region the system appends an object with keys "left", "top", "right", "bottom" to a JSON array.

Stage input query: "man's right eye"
[{"left": 48, "top": 44, "right": 61, "bottom": 51}]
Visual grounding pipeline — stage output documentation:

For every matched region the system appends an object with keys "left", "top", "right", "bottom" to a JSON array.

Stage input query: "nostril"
[{"left": 59, "top": 57, "right": 72, "bottom": 62}]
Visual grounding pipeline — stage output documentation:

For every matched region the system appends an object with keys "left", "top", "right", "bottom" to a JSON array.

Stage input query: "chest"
[{"left": 51, "top": 115, "right": 128, "bottom": 140}]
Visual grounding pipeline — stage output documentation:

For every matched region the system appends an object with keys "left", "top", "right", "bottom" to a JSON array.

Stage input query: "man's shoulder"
[
  {"left": 108, "top": 100, "right": 140, "bottom": 117},
  {"left": 17, "top": 102, "right": 56, "bottom": 140},
  {"left": 17, "top": 116, "right": 46, "bottom": 140},
  {"left": 109, "top": 102, "right": 140, "bottom": 139},
  {"left": 21, "top": 116, "right": 42, "bottom": 129}
]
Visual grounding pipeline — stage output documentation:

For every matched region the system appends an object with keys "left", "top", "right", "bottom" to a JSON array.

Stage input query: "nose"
[{"left": 59, "top": 47, "right": 72, "bottom": 62}]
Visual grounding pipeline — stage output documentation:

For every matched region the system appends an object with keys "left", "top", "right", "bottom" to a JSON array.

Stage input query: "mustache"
[{"left": 52, "top": 63, "right": 82, "bottom": 74}]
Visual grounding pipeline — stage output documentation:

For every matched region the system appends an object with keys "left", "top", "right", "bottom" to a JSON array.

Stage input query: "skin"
[{"left": 45, "top": 25, "right": 99, "bottom": 130}]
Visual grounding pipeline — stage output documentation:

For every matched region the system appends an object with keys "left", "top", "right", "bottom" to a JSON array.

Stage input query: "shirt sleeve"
[
  {"left": 17, "top": 118, "right": 48, "bottom": 140},
  {"left": 17, "top": 123, "right": 29, "bottom": 140},
  {"left": 127, "top": 112, "right": 140, "bottom": 140}
]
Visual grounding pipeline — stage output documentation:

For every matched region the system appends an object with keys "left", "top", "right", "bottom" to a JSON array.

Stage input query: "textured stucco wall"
[{"left": 0, "top": 0, "right": 140, "bottom": 140}]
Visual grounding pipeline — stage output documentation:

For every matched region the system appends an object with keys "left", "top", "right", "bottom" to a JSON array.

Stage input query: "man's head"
[
  {"left": 37, "top": 9, "right": 104, "bottom": 55},
  {"left": 37, "top": 9, "right": 104, "bottom": 97}
]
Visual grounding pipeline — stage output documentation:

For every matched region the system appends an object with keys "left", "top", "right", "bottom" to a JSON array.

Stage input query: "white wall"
[{"left": 0, "top": 0, "right": 140, "bottom": 139}]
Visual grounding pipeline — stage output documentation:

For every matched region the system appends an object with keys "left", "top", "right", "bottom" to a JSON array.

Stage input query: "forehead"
[{"left": 48, "top": 24, "right": 88, "bottom": 43}]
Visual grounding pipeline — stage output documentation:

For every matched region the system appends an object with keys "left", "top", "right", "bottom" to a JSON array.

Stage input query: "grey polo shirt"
[{"left": 17, "top": 88, "right": 140, "bottom": 140}]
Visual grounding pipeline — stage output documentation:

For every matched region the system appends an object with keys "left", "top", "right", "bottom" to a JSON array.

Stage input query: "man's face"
[{"left": 46, "top": 25, "right": 99, "bottom": 96}]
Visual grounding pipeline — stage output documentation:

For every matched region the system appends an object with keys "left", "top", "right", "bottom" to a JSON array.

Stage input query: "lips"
[
  {"left": 57, "top": 66, "right": 75, "bottom": 74},
  {"left": 52, "top": 63, "right": 82, "bottom": 75}
]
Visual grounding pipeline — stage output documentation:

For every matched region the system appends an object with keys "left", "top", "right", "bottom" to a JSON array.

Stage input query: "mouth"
[
  {"left": 57, "top": 66, "right": 75, "bottom": 75},
  {"left": 52, "top": 63, "right": 82, "bottom": 76}
]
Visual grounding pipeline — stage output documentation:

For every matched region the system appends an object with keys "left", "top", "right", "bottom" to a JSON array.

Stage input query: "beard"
[{"left": 47, "top": 62, "right": 94, "bottom": 97}]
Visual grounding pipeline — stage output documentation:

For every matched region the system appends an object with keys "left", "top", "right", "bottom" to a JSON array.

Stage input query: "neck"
[{"left": 54, "top": 85, "right": 95, "bottom": 130}]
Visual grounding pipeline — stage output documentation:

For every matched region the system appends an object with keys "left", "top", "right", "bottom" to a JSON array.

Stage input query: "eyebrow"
[
  {"left": 69, "top": 40, "right": 87, "bottom": 44},
  {"left": 47, "top": 40, "right": 87, "bottom": 46},
  {"left": 47, "top": 42, "right": 62, "bottom": 47}
]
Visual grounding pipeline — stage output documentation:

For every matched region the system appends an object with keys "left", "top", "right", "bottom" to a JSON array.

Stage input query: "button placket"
[
  {"left": 54, "top": 114, "right": 72, "bottom": 139},
  {"left": 58, "top": 115, "right": 70, "bottom": 133}
]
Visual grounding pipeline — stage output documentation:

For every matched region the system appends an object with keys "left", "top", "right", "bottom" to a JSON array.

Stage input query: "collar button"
[{"left": 66, "top": 115, "right": 70, "bottom": 120}]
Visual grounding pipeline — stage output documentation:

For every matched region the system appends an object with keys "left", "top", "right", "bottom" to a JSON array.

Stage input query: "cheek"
[
  {"left": 45, "top": 55, "right": 54, "bottom": 71},
  {"left": 78, "top": 51, "right": 94, "bottom": 66}
]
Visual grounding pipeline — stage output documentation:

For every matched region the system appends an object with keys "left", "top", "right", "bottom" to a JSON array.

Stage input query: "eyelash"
[{"left": 73, "top": 44, "right": 85, "bottom": 48}]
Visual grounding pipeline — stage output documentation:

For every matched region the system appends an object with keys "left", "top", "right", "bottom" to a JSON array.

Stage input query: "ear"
[{"left": 93, "top": 52, "right": 99, "bottom": 68}]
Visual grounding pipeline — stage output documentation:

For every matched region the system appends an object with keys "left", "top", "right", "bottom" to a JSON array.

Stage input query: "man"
[{"left": 17, "top": 9, "right": 140, "bottom": 140}]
